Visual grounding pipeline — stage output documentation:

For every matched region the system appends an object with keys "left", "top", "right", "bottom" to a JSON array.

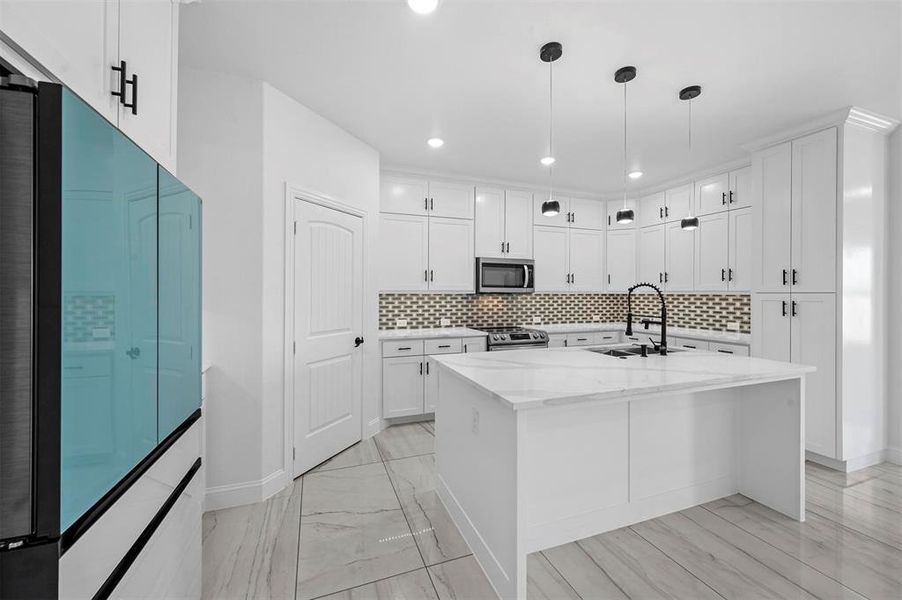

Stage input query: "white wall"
[
  {"left": 888, "top": 128, "right": 902, "bottom": 464},
  {"left": 177, "top": 69, "right": 379, "bottom": 509}
]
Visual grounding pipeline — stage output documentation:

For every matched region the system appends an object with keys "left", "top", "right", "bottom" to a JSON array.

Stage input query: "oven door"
[
  {"left": 476, "top": 258, "right": 534, "bottom": 293},
  {"left": 489, "top": 342, "right": 548, "bottom": 351}
]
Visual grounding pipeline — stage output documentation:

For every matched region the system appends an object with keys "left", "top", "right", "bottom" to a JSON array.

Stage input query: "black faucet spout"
[{"left": 625, "top": 282, "right": 668, "bottom": 355}]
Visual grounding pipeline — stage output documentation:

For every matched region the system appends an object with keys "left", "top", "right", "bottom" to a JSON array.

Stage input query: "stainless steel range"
[{"left": 477, "top": 326, "right": 548, "bottom": 351}]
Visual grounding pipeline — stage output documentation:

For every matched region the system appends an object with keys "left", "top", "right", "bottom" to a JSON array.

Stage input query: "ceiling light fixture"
[
  {"left": 540, "top": 41, "right": 563, "bottom": 217},
  {"left": 427, "top": 137, "right": 444, "bottom": 149},
  {"left": 627, "top": 170, "right": 643, "bottom": 180},
  {"left": 615, "top": 66, "right": 637, "bottom": 225},
  {"left": 407, "top": 0, "right": 438, "bottom": 15},
  {"left": 679, "top": 84, "right": 702, "bottom": 231}
]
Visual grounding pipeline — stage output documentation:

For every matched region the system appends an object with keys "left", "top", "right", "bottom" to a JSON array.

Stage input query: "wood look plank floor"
[{"left": 202, "top": 423, "right": 902, "bottom": 599}]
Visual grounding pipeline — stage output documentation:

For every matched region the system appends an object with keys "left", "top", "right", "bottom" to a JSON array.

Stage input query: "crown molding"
[
  {"left": 742, "top": 106, "right": 900, "bottom": 153},
  {"left": 617, "top": 156, "right": 752, "bottom": 201}
]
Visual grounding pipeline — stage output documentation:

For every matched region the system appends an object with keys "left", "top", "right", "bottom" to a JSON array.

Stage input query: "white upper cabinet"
[
  {"left": 380, "top": 175, "right": 429, "bottom": 216},
  {"left": 791, "top": 128, "right": 837, "bottom": 293},
  {"left": 429, "top": 180, "right": 474, "bottom": 219},
  {"left": 568, "top": 197, "right": 605, "bottom": 230},
  {"left": 379, "top": 214, "right": 429, "bottom": 291},
  {"left": 695, "top": 173, "right": 729, "bottom": 216},
  {"left": 534, "top": 226, "right": 570, "bottom": 292},
  {"left": 694, "top": 211, "right": 729, "bottom": 291},
  {"left": 474, "top": 187, "right": 506, "bottom": 257},
  {"left": 568, "top": 229, "right": 605, "bottom": 292},
  {"left": 428, "top": 217, "right": 474, "bottom": 292},
  {"left": 729, "top": 207, "right": 752, "bottom": 291},
  {"left": 665, "top": 221, "right": 695, "bottom": 291},
  {"left": 503, "top": 190, "right": 533, "bottom": 259},
  {"left": 752, "top": 142, "right": 793, "bottom": 293},
  {"left": 729, "top": 166, "right": 752, "bottom": 209},
  {"left": 606, "top": 198, "right": 638, "bottom": 230},
  {"left": 606, "top": 229, "right": 636, "bottom": 291},
  {"left": 533, "top": 194, "right": 569, "bottom": 228},
  {"left": 636, "top": 192, "right": 665, "bottom": 228},
  {"left": 637, "top": 225, "right": 665, "bottom": 286},
  {"left": 664, "top": 183, "right": 693, "bottom": 223}
]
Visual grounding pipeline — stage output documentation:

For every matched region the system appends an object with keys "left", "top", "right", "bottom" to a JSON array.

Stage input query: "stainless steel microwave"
[{"left": 476, "top": 258, "right": 535, "bottom": 294}]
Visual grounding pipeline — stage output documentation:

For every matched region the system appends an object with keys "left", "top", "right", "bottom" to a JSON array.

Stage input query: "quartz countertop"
[
  {"left": 433, "top": 346, "right": 811, "bottom": 410},
  {"left": 379, "top": 327, "right": 487, "bottom": 340},
  {"left": 529, "top": 322, "right": 751, "bottom": 345}
]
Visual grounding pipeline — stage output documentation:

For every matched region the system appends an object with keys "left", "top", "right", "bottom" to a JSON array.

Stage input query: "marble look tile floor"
[{"left": 203, "top": 423, "right": 902, "bottom": 599}]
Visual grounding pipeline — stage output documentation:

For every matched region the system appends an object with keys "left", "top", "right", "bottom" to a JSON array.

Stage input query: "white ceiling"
[{"left": 180, "top": 1, "right": 901, "bottom": 195}]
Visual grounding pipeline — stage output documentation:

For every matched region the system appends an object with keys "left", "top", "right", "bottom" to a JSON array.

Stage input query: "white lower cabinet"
[
  {"left": 424, "top": 356, "right": 440, "bottom": 413},
  {"left": 548, "top": 334, "right": 567, "bottom": 348},
  {"left": 709, "top": 341, "right": 750, "bottom": 356}
]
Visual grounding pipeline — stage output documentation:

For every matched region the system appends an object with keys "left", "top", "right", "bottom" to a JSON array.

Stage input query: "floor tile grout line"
[
  {"left": 568, "top": 538, "right": 637, "bottom": 600},
  {"left": 807, "top": 475, "right": 902, "bottom": 519},
  {"left": 813, "top": 476, "right": 902, "bottom": 516},
  {"left": 308, "top": 457, "right": 384, "bottom": 476},
  {"left": 804, "top": 502, "right": 902, "bottom": 553},
  {"left": 537, "top": 550, "right": 585, "bottom": 600},
  {"left": 293, "top": 476, "right": 304, "bottom": 600}
]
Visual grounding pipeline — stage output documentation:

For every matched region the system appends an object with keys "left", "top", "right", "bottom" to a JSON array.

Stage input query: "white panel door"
[
  {"left": 504, "top": 190, "right": 534, "bottom": 259},
  {"left": 751, "top": 293, "right": 790, "bottom": 362},
  {"left": 637, "top": 192, "right": 665, "bottom": 228},
  {"left": 752, "top": 142, "right": 792, "bottom": 292},
  {"left": 638, "top": 225, "right": 665, "bottom": 286},
  {"left": 474, "top": 187, "right": 505, "bottom": 258},
  {"left": 665, "top": 221, "right": 695, "bottom": 291},
  {"left": 791, "top": 293, "right": 837, "bottom": 458},
  {"left": 533, "top": 194, "right": 569, "bottom": 228},
  {"left": 694, "top": 212, "right": 729, "bottom": 291},
  {"left": 378, "top": 214, "right": 428, "bottom": 291},
  {"left": 606, "top": 229, "right": 637, "bottom": 291},
  {"left": 0, "top": 0, "right": 120, "bottom": 123},
  {"left": 428, "top": 217, "right": 474, "bottom": 292},
  {"left": 293, "top": 201, "right": 363, "bottom": 476},
  {"left": 569, "top": 229, "right": 605, "bottom": 292},
  {"left": 424, "top": 356, "right": 440, "bottom": 413},
  {"left": 380, "top": 175, "right": 428, "bottom": 216},
  {"left": 607, "top": 198, "right": 638, "bottom": 230},
  {"left": 118, "top": 0, "right": 178, "bottom": 172},
  {"left": 429, "top": 180, "right": 474, "bottom": 219},
  {"left": 534, "top": 226, "right": 570, "bottom": 292},
  {"left": 382, "top": 357, "right": 424, "bottom": 418},
  {"left": 791, "top": 128, "right": 837, "bottom": 293},
  {"left": 569, "top": 197, "right": 605, "bottom": 230},
  {"left": 729, "top": 207, "right": 753, "bottom": 291},
  {"left": 664, "top": 183, "right": 693, "bottom": 223},
  {"left": 695, "top": 173, "right": 730, "bottom": 216},
  {"left": 729, "top": 166, "right": 753, "bottom": 209}
]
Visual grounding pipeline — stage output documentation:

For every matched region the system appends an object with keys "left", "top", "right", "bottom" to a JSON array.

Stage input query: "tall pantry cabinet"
[{"left": 750, "top": 109, "right": 897, "bottom": 469}]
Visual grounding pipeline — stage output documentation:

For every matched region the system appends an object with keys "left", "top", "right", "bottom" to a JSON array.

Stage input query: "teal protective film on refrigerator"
[
  {"left": 59, "top": 88, "right": 158, "bottom": 531},
  {"left": 157, "top": 168, "right": 201, "bottom": 441}
]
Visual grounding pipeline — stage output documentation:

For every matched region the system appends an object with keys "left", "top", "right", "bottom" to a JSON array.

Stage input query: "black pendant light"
[
  {"left": 540, "top": 42, "right": 562, "bottom": 217},
  {"left": 680, "top": 85, "right": 702, "bottom": 231},
  {"left": 615, "top": 66, "right": 637, "bottom": 224}
]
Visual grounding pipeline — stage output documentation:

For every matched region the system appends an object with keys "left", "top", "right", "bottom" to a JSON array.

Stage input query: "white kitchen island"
[{"left": 432, "top": 346, "right": 813, "bottom": 600}]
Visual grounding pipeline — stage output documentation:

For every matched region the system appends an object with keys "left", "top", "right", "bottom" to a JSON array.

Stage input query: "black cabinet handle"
[
  {"left": 729, "top": 190, "right": 734, "bottom": 204},
  {"left": 111, "top": 60, "right": 127, "bottom": 104},
  {"left": 721, "top": 268, "right": 726, "bottom": 282},
  {"left": 792, "top": 269, "right": 798, "bottom": 285},
  {"left": 354, "top": 336, "right": 364, "bottom": 347},
  {"left": 665, "top": 206, "right": 670, "bottom": 217},
  {"left": 506, "top": 242, "right": 510, "bottom": 253},
  {"left": 430, "top": 269, "right": 434, "bottom": 282},
  {"left": 124, "top": 73, "right": 138, "bottom": 115},
  {"left": 722, "top": 192, "right": 726, "bottom": 205},
  {"left": 608, "top": 215, "right": 611, "bottom": 226},
  {"left": 782, "top": 301, "right": 787, "bottom": 317},
  {"left": 425, "top": 198, "right": 428, "bottom": 210},
  {"left": 424, "top": 269, "right": 428, "bottom": 281},
  {"left": 791, "top": 300, "right": 798, "bottom": 317},
  {"left": 571, "top": 273, "right": 575, "bottom": 284},
  {"left": 659, "top": 207, "right": 663, "bottom": 219},
  {"left": 659, "top": 272, "right": 663, "bottom": 283},
  {"left": 426, "top": 361, "right": 430, "bottom": 375},
  {"left": 501, "top": 241, "right": 505, "bottom": 253},
  {"left": 430, "top": 198, "right": 434, "bottom": 210},
  {"left": 728, "top": 268, "right": 733, "bottom": 281},
  {"left": 438, "top": 344, "right": 451, "bottom": 348},
  {"left": 717, "top": 349, "right": 734, "bottom": 354},
  {"left": 399, "top": 346, "right": 412, "bottom": 351},
  {"left": 419, "top": 362, "right": 423, "bottom": 375},
  {"left": 782, "top": 269, "right": 788, "bottom": 285},
  {"left": 683, "top": 344, "right": 697, "bottom": 349},
  {"left": 665, "top": 272, "right": 669, "bottom": 283},
  {"left": 608, "top": 274, "right": 611, "bottom": 284}
]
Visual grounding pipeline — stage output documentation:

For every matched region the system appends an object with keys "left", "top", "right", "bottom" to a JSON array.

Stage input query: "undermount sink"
[{"left": 588, "top": 346, "right": 684, "bottom": 359}]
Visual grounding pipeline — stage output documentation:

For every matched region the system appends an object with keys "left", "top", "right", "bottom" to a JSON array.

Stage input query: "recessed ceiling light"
[
  {"left": 407, "top": 0, "right": 438, "bottom": 15},
  {"left": 628, "top": 170, "right": 643, "bottom": 180},
  {"left": 427, "top": 137, "right": 444, "bottom": 149},
  {"left": 540, "top": 156, "right": 556, "bottom": 166}
]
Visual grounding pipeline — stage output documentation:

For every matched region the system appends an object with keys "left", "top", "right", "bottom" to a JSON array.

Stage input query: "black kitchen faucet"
[{"left": 625, "top": 282, "right": 668, "bottom": 356}]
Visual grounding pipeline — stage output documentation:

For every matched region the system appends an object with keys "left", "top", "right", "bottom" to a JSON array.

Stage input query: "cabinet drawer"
[
  {"left": 709, "top": 342, "right": 750, "bottom": 356},
  {"left": 670, "top": 337, "right": 710, "bottom": 351},
  {"left": 595, "top": 332, "right": 621, "bottom": 344},
  {"left": 424, "top": 338, "right": 462, "bottom": 355},
  {"left": 382, "top": 339, "right": 425, "bottom": 358},
  {"left": 462, "top": 338, "right": 487, "bottom": 353},
  {"left": 566, "top": 333, "right": 595, "bottom": 347}
]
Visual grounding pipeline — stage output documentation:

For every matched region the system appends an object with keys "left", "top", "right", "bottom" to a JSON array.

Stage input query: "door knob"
[
  {"left": 354, "top": 336, "right": 364, "bottom": 347},
  {"left": 126, "top": 347, "right": 141, "bottom": 359}
]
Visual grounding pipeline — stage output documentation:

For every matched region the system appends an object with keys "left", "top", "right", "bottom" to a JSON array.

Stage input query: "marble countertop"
[
  {"left": 433, "top": 346, "right": 812, "bottom": 410},
  {"left": 379, "top": 327, "right": 487, "bottom": 340},
  {"left": 529, "top": 322, "right": 751, "bottom": 345}
]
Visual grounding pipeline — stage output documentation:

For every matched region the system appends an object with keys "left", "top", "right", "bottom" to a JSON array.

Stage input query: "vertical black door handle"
[
  {"left": 722, "top": 192, "right": 726, "bottom": 205},
  {"left": 729, "top": 190, "right": 734, "bottom": 204},
  {"left": 782, "top": 300, "right": 787, "bottom": 316},
  {"left": 123, "top": 73, "right": 138, "bottom": 115},
  {"left": 111, "top": 60, "right": 127, "bottom": 104},
  {"left": 430, "top": 198, "right": 434, "bottom": 210},
  {"left": 791, "top": 301, "right": 798, "bottom": 317},
  {"left": 424, "top": 269, "right": 428, "bottom": 281},
  {"left": 659, "top": 272, "right": 663, "bottom": 283},
  {"left": 426, "top": 361, "right": 430, "bottom": 375},
  {"left": 419, "top": 362, "right": 423, "bottom": 375},
  {"left": 721, "top": 268, "right": 725, "bottom": 282},
  {"left": 728, "top": 268, "right": 733, "bottom": 281},
  {"left": 430, "top": 270, "right": 434, "bottom": 281},
  {"left": 665, "top": 206, "right": 669, "bottom": 217},
  {"left": 659, "top": 207, "right": 663, "bottom": 219},
  {"left": 782, "top": 269, "right": 788, "bottom": 285},
  {"left": 791, "top": 269, "right": 798, "bottom": 285},
  {"left": 665, "top": 272, "right": 669, "bottom": 283},
  {"left": 425, "top": 198, "right": 429, "bottom": 210}
]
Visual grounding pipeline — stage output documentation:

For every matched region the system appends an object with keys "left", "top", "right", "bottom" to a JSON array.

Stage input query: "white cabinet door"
[
  {"left": 429, "top": 180, "right": 473, "bottom": 219},
  {"left": 533, "top": 194, "right": 569, "bottom": 228},
  {"left": 694, "top": 212, "right": 729, "bottom": 291},
  {"left": 534, "top": 226, "right": 570, "bottom": 292},
  {"left": 0, "top": 0, "right": 120, "bottom": 123},
  {"left": 569, "top": 197, "right": 605, "bottom": 230},
  {"left": 665, "top": 221, "right": 695, "bottom": 291},
  {"left": 118, "top": 0, "right": 178, "bottom": 172},
  {"left": 664, "top": 183, "right": 693, "bottom": 223},
  {"left": 379, "top": 214, "right": 428, "bottom": 291},
  {"left": 547, "top": 334, "right": 567, "bottom": 348},
  {"left": 729, "top": 207, "right": 753, "bottom": 291},
  {"left": 638, "top": 225, "right": 665, "bottom": 286},
  {"left": 791, "top": 293, "right": 837, "bottom": 458},
  {"left": 428, "top": 217, "right": 474, "bottom": 292},
  {"left": 752, "top": 142, "right": 792, "bottom": 292},
  {"left": 381, "top": 175, "right": 428, "bottom": 216},
  {"left": 695, "top": 173, "right": 729, "bottom": 216},
  {"left": 569, "top": 229, "right": 605, "bottom": 292},
  {"left": 424, "top": 356, "right": 439, "bottom": 413},
  {"left": 729, "top": 166, "right": 752, "bottom": 209},
  {"left": 474, "top": 187, "right": 505, "bottom": 258},
  {"left": 791, "top": 128, "right": 837, "bottom": 293},
  {"left": 606, "top": 229, "right": 636, "bottom": 292},
  {"left": 382, "top": 357, "right": 425, "bottom": 418},
  {"left": 565, "top": 333, "right": 595, "bottom": 347},
  {"left": 462, "top": 338, "right": 487, "bottom": 353},
  {"left": 751, "top": 293, "right": 791, "bottom": 362},
  {"left": 607, "top": 198, "right": 638, "bottom": 229},
  {"left": 504, "top": 190, "right": 534, "bottom": 259},
  {"left": 637, "top": 192, "right": 665, "bottom": 228}
]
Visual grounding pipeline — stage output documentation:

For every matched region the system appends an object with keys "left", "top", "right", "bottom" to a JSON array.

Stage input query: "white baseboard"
[
  {"left": 366, "top": 417, "right": 382, "bottom": 439},
  {"left": 806, "top": 449, "right": 887, "bottom": 473},
  {"left": 205, "top": 469, "right": 287, "bottom": 512},
  {"left": 886, "top": 447, "right": 902, "bottom": 465}
]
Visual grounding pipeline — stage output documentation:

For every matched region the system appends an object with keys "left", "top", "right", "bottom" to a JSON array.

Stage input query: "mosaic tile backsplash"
[
  {"left": 64, "top": 293, "right": 116, "bottom": 343},
  {"left": 380, "top": 293, "right": 751, "bottom": 333}
]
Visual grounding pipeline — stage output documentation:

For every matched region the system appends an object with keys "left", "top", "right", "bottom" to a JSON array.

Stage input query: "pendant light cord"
[
  {"left": 687, "top": 96, "right": 694, "bottom": 218},
  {"left": 622, "top": 78, "right": 628, "bottom": 209},
  {"left": 549, "top": 59, "right": 554, "bottom": 201}
]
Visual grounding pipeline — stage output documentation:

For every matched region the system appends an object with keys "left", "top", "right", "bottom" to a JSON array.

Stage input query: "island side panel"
[
  {"left": 434, "top": 366, "right": 518, "bottom": 600},
  {"left": 737, "top": 377, "right": 805, "bottom": 520}
]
